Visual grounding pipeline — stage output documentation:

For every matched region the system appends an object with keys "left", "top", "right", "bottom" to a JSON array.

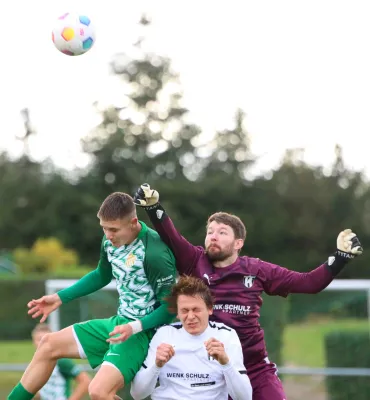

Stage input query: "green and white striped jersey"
[
  {"left": 100, "top": 222, "right": 177, "bottom": 321},
  {"left": 104, "top": 234, "right": 157, "bottom": 319},
  {"left": 58, "top": 222, "right": 177, "bottom": 331}
]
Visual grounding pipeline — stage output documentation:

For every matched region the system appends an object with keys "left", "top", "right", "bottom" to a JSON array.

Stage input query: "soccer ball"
[{"left": 52, "top": 13, "right": 95, "bottom": 56}]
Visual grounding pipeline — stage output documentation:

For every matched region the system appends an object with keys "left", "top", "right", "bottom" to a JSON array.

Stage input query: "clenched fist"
[
  {"left": 155, "top": 343, "right": 175, "bottom": 368},
  {"left": 205, "top": 338, "right": 229, "bottom": 366},
  {"left": 337, "top": 229, "right": 363, "bottom": 258},
  {"left": 134, "top": 183, "right": 159, "bottom": 207}
]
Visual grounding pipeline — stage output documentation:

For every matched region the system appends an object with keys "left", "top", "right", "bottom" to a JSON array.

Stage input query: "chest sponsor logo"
[
  {"left": 243, "top": 275, "right": 256, "bottom": 288},
  {"left": 166, "top": 372, "right": 211, "bottom": 381},
  {"left": 125, "top": 253, "right": 136, "bottom": 267},
  {"left": 213, "top": 303, "right": 251, "bottom": 315}
]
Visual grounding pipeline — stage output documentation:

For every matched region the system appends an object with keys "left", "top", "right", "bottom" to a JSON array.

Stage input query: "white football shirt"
[{"left": 131, "top": 321, "right": 251, "bottom": 400}]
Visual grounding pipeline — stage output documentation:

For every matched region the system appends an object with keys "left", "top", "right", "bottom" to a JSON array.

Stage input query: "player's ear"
[
  {"left": 208, "top": 307, "right": 213, "bottom": 316},
  {"left": 234, "top": 239, "right": 244, "bottom": 251},
  {"left": 130, "top": 216, "right": 138, "bottom": 227}
]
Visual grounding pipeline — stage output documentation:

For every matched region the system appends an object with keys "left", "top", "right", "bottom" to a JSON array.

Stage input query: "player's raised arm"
[
  {"left": 28, "top": 238, "right": 113, "bottom": 322},
  {"left": 261, "top": 229, "right": 363, "bottom": 297},
  {"left": 134, "top": 183, "right": 202, "bottom": 275}
]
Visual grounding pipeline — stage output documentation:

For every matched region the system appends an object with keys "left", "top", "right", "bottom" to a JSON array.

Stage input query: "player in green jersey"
[
  {"left": 8, "top": 192, "right": 177, "bottom": 400},
  {"left": 31, "top": 324, "right": 90, "bottom": 400}
]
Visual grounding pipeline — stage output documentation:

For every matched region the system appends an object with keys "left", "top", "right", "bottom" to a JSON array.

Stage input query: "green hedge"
[
  {"left": 289, "top": 292, "right": 368, "bottom": 323},
  {"left": 260, "top": 293, "right": 288, "bottom": 367},
  {"left": 0, "top": 279, "right": 45, "bottom": 340},
  {"left": 325, "top": 330, "right": 370, "bottom": 400},
  {"left": 0, "top": 273, "right": 93, "bottom": 340}
]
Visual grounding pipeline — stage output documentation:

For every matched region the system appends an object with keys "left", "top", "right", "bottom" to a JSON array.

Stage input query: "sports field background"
[{"left": 1, "top": 317, "right": 368, "bottom": 399}]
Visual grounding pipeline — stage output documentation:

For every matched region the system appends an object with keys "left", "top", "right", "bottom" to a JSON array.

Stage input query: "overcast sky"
[{"left": 1, "top": 0, "right": 370, "bottom": 177}]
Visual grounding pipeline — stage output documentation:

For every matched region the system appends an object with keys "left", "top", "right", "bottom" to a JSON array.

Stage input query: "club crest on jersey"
[
  {"left": 243, "top": 275, "right": 256, "bottom": 288},
  {"left": 125, "top": 253, "right": 136, "bottom": 267}
]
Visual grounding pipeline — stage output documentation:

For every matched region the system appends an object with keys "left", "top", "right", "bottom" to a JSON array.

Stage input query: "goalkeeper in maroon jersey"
[{"left": 133, "top": 183, "right": 363, "bottom": 400}]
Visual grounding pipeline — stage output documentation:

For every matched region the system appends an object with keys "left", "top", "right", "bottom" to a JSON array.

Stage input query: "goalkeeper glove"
[
  {"left": 336, "top": 229, "right": 363, "bottom": 258},
  {"left": 133, "top": 183, "right": 160, "bottom": 207},
  {"left": 327, "top": 229, "right": 363, "bottom": 275}
]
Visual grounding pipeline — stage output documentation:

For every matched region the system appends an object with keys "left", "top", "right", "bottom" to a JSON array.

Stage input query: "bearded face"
[
  {"left": 205, "top": 221, "right": 243, "bottom": 262},
  {"left": 205, "top": 241, "right": 235, "bottom": 261}
]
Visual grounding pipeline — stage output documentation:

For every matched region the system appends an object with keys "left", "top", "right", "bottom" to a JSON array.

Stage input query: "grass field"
[
  {"left": 1, "top": 318, "right": 368, "bottom": 367},
  {"left": 283, "top": 317, "right": 369, "bottom": 367},
  {"left": 0, "top": 341, "right": 90, "bottom": 396},
  {"left": 1, "top": 318, "right": 368, "bottom": 398}
]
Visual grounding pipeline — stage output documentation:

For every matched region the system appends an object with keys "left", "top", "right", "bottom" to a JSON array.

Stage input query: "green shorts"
[{"left": 73, "top": 315, "right": 154, "bottom": 384}]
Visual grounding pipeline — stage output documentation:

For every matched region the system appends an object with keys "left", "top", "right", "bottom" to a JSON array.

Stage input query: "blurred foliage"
[
  {"left": 0, "top": 16, "right": 369, "bottom": 379},
  {"left": 260, "top": 294, "right": 288, "bottom": 367},
  {"left": 0, "top": 20, "right": 369, "bottom": 275},
  {"left": 0, "top": 279, "right": 45, "bottom": 340},
  {"left": 325, "top": 330, "right": 370, "bottom": 400},
  {"left": 13, "top": 237, "right": 79, "bottom": 275},
  {"left": 0, "top": 251, "right": 17, "bottom": 274}
]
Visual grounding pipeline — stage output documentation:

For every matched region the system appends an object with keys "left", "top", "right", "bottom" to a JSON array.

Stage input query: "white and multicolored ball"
[{"left": 52, "top": 13, "right": 95, "bottom": 56}]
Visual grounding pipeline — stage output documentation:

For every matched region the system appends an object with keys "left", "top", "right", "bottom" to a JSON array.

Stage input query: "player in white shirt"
[{"left": 130, "top": 275, "right": 252, "bottom": 400}]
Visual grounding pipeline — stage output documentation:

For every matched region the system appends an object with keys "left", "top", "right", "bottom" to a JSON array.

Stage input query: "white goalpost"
[
  {"left": 44, "top": 278, "right": 370, "bottom": 377},
  {"left": 45, "top": 279, "right": 117, "bottom": 332}
]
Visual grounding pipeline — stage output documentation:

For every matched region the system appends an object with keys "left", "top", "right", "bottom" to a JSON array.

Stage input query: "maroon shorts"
[{"left": 249, "top": 363, "right": 287, "bottom": 400}]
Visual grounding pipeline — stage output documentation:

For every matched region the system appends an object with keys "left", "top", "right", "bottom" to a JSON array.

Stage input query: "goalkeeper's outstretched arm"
[
  {"left": 134, "top": 183, "right": 202, "bottom": 276},
  {"left": 262, "top": 229, "right": 363, "bottom": 297}
]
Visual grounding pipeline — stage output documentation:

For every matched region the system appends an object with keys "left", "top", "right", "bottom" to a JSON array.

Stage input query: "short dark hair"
[
  {"left": 207, "top": 212, "right": 246, "bottom": 240},
  {"left": 167, "top": 275, "right": 214, "bottom": 313},
  {"left": 97, "top": 192, "right": 136, "bottom": 221}
]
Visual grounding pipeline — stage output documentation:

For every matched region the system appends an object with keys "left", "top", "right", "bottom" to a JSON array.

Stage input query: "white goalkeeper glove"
[
  {"left": 133, "top": 183, "right": 159, "bottom": 207},
  {"left": 336, "top": 229, "right": 363, "bottom": 259}
]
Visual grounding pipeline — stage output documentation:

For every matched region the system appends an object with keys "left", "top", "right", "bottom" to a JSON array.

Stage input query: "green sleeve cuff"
[{"left": 140, "top": 303, "right": 176, "bottom": 331}]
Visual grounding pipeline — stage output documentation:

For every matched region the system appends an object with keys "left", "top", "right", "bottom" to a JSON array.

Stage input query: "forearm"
[
  {"left": 285, "top": 263, "right": 334, "bottom": 294},
  {"left": 130, "top": 364, "right": 161, "bottom": 400},
  {"left": 144, "top": 203, "right": 200, "bottom": 275},
  {"left": 68, "top": 385, "right": 88, "bottom": 400},
  {"left": 325, "top": 250, "right": 352, "bottom": 276},
  {"left": 68, "top": 372, "right": 90, "bottom": 400},
  {"left": 288, "top": 251, "right": 354, "bottom": 294},
  {"left": 58, "top": 269, "right": 111, "bottom": 303},
  {"left": 140, "top": 303, "right": 175, "bottom": 331},
  {"left": 222, "top": 364, "right": 252, "bottom": 400}
]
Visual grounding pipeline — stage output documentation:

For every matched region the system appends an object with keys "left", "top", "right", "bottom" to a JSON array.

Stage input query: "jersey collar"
[{"left": 137, "top": 221, "right": 148, "bottom": 240}]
